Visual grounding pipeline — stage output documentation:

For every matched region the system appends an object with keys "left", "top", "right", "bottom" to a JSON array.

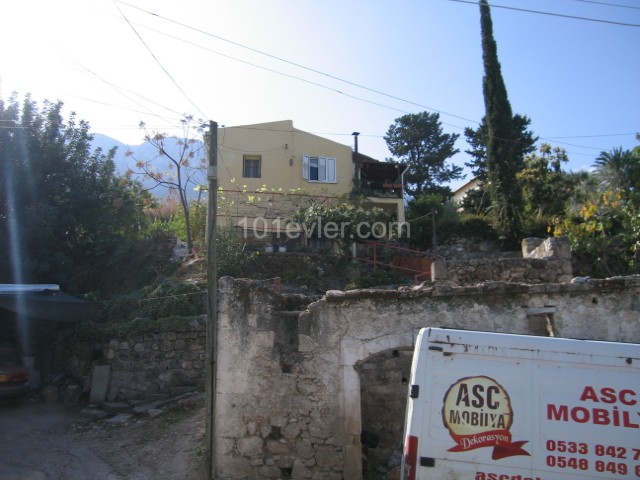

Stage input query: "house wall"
[
  {"left": 213, "top": 275, "right": 640, "bottom": 480},
  {"left": 451, "top": 178, "right": 480, "bottom": 205},
  {"left": 217, "top": 120, "right": 354, "bottom": 197},
  {"left": 216, "top": 121, "right": 406, "bottom": 238}
]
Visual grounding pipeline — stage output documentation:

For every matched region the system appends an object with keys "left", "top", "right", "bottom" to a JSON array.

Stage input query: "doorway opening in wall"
[
  {"left": 356, "top": 348, "right": 413, "bottom": 480},
  {"left": 527, "top": 311, "right": 556, "bottom": 337}
]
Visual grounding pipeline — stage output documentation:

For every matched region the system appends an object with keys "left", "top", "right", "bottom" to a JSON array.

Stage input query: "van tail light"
[{"left": 403, "top": 435, "right": 418, "bottom": 480}]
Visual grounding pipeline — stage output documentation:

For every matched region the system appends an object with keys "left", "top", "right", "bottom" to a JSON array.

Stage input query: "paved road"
[{"left": 0, "top": 398, "right": 151, "bottom": 480}]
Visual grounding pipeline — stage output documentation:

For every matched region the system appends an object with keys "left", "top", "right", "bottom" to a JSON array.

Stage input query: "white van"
[{"left": 401, "top": 328, "right": 640, "bottom": 480}]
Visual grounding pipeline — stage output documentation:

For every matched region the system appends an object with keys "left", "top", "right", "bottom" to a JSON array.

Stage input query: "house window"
[
  {"left": 243, "top": 155, "right": 261, "bottom": 178},
  {"left": 302, "top": 155, "right": 337, "bottom": 182}
]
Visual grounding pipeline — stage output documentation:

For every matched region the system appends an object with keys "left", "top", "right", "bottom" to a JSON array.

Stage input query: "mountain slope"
[{"left": 91, "top": 133, "right": 206, "bottom": 198}]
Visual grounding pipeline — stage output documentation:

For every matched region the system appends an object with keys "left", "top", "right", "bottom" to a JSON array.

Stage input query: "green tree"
[
  {"left": 464, "top": 114, "right": 537, "bottom": 181},
  {"left": 404, "top": 194, "right": 444, "bottom": 248},
  {"left": 518, "top": 144, "right": 573, "bottom": 218},
  {"left": 290, "top": 200, "right": 393, "bottom": 257},
  {"left": 142, "top": 193, "right": 206, "bottom": 253},
  {"left": 384, "top": 112, "right": 462, "bottom": 198},
  {"left": 553, "top": 189, "right": 637, "bottom": 277},
  {"left": 458, "top": 187, "right": 492, "bottom": 216},
  {"left": 594, "top": 146, "right": 640, "bottom": 203},
  {"left": 0, "top": 94, "right": 150, "bottom": 292},
  {"left": 551, "top": 137, "right": 640, "bottom": 277},
  {"left": 479, "top": 0, "right": 524, "bottom": 243},
  {"left": 216, "top": 219, "right": 254, "bottom": 279},
  {"left": 407, "top": 194, "right": 498, "bottom": 249}
]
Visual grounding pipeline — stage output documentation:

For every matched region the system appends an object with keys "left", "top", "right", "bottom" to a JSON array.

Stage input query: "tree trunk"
[{"left": 180, "top": 191, "right": 193, "bottom": 254}]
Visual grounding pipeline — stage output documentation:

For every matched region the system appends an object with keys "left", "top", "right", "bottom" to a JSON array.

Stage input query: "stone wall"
[
  {"left": 439, "top": 256, "right": 573, "bottom": 285},
  {"left": 55, "top": 316, "right": 206, "bottom": 400},
  {"left": 522, "top": 236, "right": 572, "bottom": 260},
  {"left": 433, "top": 237, "right": 574, "bottom": 285},
  {"left": 433, "top": 238, "right": 518, "bottom": 260},
  {"left": 213, "top": 275, "right": 640, "bottom": 480}
]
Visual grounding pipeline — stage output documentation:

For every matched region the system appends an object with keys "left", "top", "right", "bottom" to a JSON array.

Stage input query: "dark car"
[{"left": 0, "top": 344, "right": 29, "bottom": 399}]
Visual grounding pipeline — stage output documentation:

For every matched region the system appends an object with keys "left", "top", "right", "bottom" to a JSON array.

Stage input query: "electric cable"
[
  {"left": 564, "top": 0, "right": 640, "bottom": 10},
  {"left": 110, "top": 3, "right": 635, "bottom": 155},
  {"left": 63, "top": 56, "right": 186, "bottom": 121},
  {"left": 447, "top": 0, "right": 640, "bottom": 27},
  {"left": 113, "top": 0, "right": 209, "bottom": 121},
  {"left": 113, "top": 0, "right": 479, "bottom": 125}
]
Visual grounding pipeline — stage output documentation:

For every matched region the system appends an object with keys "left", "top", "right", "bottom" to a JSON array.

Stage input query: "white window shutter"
[
  {"left": 327, "top": 158, "right": 336, "bottom": 182},
  {"left": 318, "top": 157, "right": 327, "bottom": 181},
  {"left": 302, "top": 155, "right": 309, "bottom": 179}
]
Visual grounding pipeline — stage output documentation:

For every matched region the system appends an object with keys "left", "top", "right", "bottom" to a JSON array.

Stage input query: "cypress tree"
[{"left": 479, "top": 0, "right": 523, "bottom": 243}]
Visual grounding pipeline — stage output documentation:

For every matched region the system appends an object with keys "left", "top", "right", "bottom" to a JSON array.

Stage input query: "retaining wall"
[{"left": 55, "top": 317, "right": 206, "bottom": 400}]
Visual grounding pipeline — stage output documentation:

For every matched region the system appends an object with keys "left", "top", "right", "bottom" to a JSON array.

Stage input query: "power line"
[
  {"left": 542, "top": 132, "right": 637, "bottom": 139},
  {"left": 447, "top": 0, "right": 640, "bottom": 27},
  {"left": 564, "top": 0, "right": 640, "bottom": 10},
  {"left": 2, "top": 53, "right": 192, "bottom": 141},
  {"left": 124, "top": 17, "right": 431, "bottom": 121},
  {"left": 538, "top": 138, "right": 604, "bottom": 151},
  {"left": 113, "top": 0, "right": 208, "bottom": 120},
  {"left": 109, "top": 7, "right": 413, "bottom": 120},
  {"left": 0, "top": 120, "right": 618, "bottom": 160},
  {"left": 6, "top": 2, "right": 627, "bottom": 160},
  {"left": 110, "top": 3, "right": 637, "bottom": 154},
  {"left": 114, "top": 0, "right": 479, "bottom": 126},
  {"left": 60, "top": 55, "right": 198, "bottom": 140},
  {"left": 216, "top": 124, "right": 608, "bottom": 158},
  {"left": 106, "top": 2, "right": 638, "bottom": 155},
  {"left": 63, "top": 58, "right": 186, "bottom": 121}
]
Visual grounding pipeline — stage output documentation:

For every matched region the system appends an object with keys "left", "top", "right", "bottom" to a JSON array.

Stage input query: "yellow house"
[
  {"left": 214, "top": 120, "right": 406, "bottom": 245},
  {"left": 218, "top": 120, "right": 352, "bottom": 196}
]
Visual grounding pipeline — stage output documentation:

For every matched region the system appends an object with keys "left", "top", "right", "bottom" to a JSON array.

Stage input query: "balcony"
[
  {"left": 353, "top": 179, "right": 403, "bottom": 199},
  {"left": 353, "top": 154, "right": 406, "bottom": 199}
]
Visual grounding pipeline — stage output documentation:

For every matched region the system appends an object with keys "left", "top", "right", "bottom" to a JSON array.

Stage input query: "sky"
[{"left": 1, "top": 0, "right": 639, "bottom": 190}]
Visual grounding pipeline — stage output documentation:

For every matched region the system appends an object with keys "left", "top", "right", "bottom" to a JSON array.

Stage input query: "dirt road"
[{"left": 0, "top": 394, "right": 206, "bottom": 480}]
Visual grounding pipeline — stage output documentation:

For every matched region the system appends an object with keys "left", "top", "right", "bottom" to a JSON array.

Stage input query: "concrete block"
[
  {"left": 431, "top": 258, "right": 447, "bottom": 281},
  {"left": 89, "top": 365, "right": 111, "bottom": 404}
]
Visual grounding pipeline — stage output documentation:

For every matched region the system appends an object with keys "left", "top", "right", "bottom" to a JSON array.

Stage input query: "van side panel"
[{"left": 402, "top": 328, "right": 640, "bottom": 480}]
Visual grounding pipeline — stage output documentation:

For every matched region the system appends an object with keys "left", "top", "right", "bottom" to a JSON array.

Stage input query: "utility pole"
[
  {"left": 431, "top": 208, "right": 437, "bottom": 248},
  {"left": 205, "top": 121, "right": 218, "bottom": 479}
]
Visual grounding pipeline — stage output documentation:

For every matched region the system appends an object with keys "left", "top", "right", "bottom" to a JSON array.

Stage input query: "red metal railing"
[{"left": 354, "top": 241, "right": 443, "bottom": 284}]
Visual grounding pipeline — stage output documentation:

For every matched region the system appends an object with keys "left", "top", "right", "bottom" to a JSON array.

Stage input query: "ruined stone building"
[{"left": 212, "top": 238, "right": 640, "bottom": 479}]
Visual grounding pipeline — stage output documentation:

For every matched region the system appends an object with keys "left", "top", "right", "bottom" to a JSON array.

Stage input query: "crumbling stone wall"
[
  {"left": 433, "top": 238, "right": 518, "bottom": 259},
  {"left": 434, "top": 237, "right": 574, "bottom": 285},
  {"left": 213, "top": 275, "right": 640, "bottom": 480},
  {"left": 55, "top": 317, "right": 206, "bottom": 400},
  {"left": 440, "top": 256, "right": 572, "bottom": 285},
  {"left": 103, "top": 319, "right": 206, "bottom": 399}
]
